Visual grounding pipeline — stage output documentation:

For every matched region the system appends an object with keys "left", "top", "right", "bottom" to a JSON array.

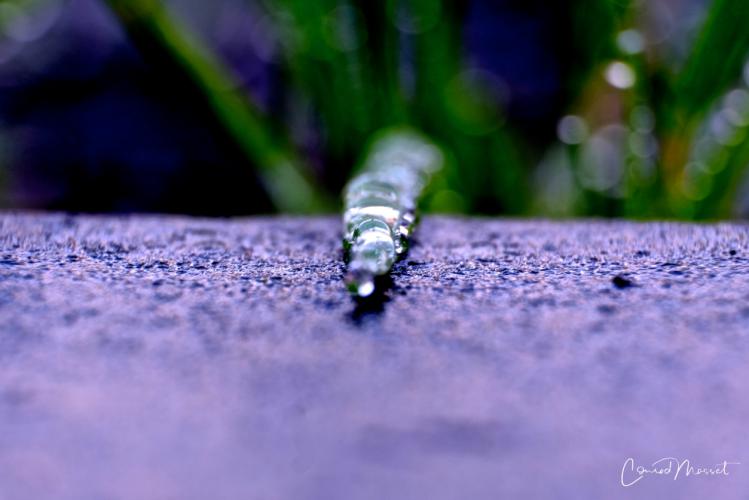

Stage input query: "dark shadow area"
[{"left": 348, "top": 274, "right": 395, "bottom": 326}]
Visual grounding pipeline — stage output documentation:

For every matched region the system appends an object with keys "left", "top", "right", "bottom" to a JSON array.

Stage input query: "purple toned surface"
[{"left": 1, "top": 213, "right": 748, "bottom": 500}]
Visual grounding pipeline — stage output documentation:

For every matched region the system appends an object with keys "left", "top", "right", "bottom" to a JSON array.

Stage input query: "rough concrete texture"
[{"left": 1, "top": 212, "right": 748, "bottom": 500}]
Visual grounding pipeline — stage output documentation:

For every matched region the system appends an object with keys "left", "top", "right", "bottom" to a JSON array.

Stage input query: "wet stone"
[{"left": 0, "top": 213, "right": 748, "bottom": 500}]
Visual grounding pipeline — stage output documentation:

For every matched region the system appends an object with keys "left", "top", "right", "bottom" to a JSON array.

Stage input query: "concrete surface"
[{"left": 1, "top": 212, "right": 748, "bottom": 500}]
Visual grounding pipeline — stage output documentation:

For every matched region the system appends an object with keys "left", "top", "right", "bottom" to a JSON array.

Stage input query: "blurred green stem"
[
  {"left": 677, "top": 0, "right": 749, "bottom": 122},
  {"left": 410, "top": 0, "right": 529, "bottom": 212},
  {"left": 103, "top": 0, "right": 331, "bottom": 212}
]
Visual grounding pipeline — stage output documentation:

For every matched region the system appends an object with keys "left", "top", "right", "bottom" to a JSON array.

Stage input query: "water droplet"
[{"left": 342, "top": 131, "right": 442, "bottom": 297}]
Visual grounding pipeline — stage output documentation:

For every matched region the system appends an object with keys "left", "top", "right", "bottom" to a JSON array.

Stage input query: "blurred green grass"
[{"left": 100, "top": 0, "right": 749, "bottom": 219}]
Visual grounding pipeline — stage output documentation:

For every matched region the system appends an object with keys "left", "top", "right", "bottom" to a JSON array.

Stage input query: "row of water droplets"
[{"left": 342, "top": 131, "right": 442, "bottom": 297}]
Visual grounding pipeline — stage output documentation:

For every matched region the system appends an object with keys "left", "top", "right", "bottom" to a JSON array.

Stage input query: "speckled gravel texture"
[{"left": 1, "top": 212, "right": 748, "bottom": 500}]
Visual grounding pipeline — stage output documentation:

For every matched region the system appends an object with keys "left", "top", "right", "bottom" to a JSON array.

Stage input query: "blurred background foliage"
[{"left": 1, "top": 0, "right": 749, "bottom": 218}]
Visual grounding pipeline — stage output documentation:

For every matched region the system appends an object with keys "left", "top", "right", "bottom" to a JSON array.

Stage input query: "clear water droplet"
[{"left": 342, "top": 131, "right": 442, "bottom": 297}]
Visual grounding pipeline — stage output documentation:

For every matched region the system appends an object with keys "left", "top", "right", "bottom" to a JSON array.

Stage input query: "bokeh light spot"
[
  {"left": 604, "top": 61, "right": 636, "bottom": 90},
  {"left": 629, "top": 132, "right": 658, "bottom": 159},
  {"left": 630, "top": 105, "right": 655, "bottom": 133},
  {"left": 578, "top": 125, "right": 627, "bottom": 194},
  {"left": 681, "top": 171, "right": 713, "bottom": 201},
  {"left": 617, "top": 29, "right": 645, "bottom": 55},
  {"left": 557, "top": 115, "right": 588, "bottom": 145},
  {"left": 723, "top": 89, "right": 749, "bottom": 127}
]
